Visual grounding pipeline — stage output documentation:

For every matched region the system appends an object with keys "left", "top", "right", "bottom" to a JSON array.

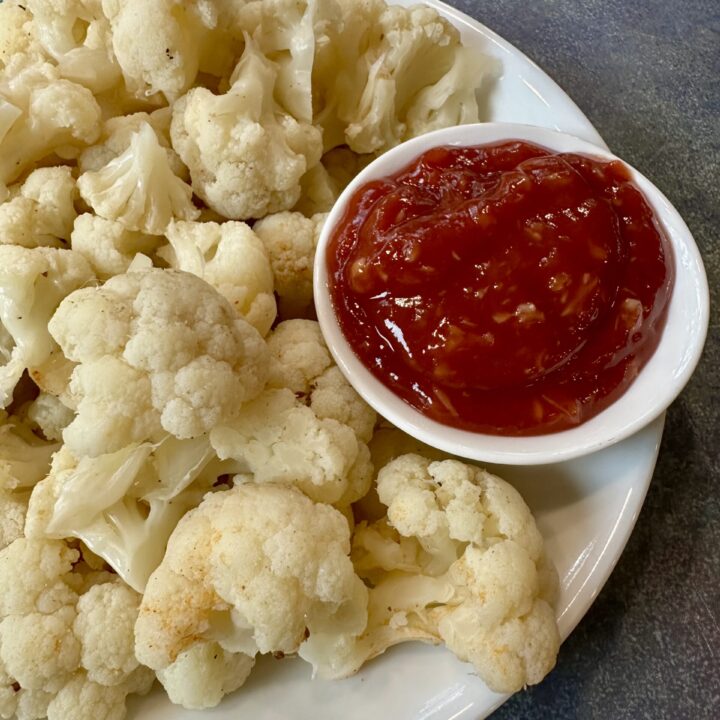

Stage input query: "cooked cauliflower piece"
[
  {"left": 26, "top": 435, "right": 236, "bottom": 591},
  {"left": 300, "top": 454, "right": 560, "bottom": 694},
  {"left": 0, "top": 246, "right": 95, "bottom": 409},
  {"left": 135, "top": 482, "right": 367, "bottom": 707},
  {"left": 315, "top": 2, "right": 484, "bottom": 153},
  {"left": 0, "top": 166, "right": 77, "bottom": 249},
  {"left": 266, "top": 320, "right": 376, "bottom": 442},
  {"left": 0, "top": 486, "right": 29, "bottom": 552},
  {"left": 70, "top": 214, "right": 160, "bottom": 280},
  {"left": 0, "top": 411, "right": 59, "bottom": 491},
  {"left": 0, "top": 2, "right": 42, "bottom": 72},
  {"left": 162, "top": 219, "right": 277, "bottom": 336},
  {"left": 22, "top": 392, "right": 75, "bottom": 442},
  {"left": 171, "top": 34, "right": 322, "bottom": 220},
  {"left": 0, "top": 538, "right": 154, "bottom": 719},
  {"left": 102, "top": 0, "right": 217, "bottom": 101},
  {"left": 48, "top": 269, "right": 267, "bottom": 456},
  {"left": 212, "top": 319, "right": 376, "bottom": 506},
  {"left": 26, "top": 0, "right": 121, "bottom": 94},
  {"left": 157, "top": 641, "right": 254, "bottom": 710},
  {"left": 77, "top": 108, "right": 184, "bottom": 175},
  {"left": 77, "top": 122, "right": 199, "bottom": 236},
  {"left": 253, "top": 211, "right": 327, "bottom": 318},
  {"left": 211, "top": 388, "right": 372, "bottom": 506},
  {"left": 0, "top": 61, "right": 101, "bottom": 186},
  {"left": 266, "top": 319, "right": 332, "bottom": 395},
  {"left": 293, "top": 148, "right": 376, "bottom": 216}
]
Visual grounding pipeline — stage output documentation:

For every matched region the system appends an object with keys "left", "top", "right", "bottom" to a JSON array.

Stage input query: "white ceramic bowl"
[{"left": 314, "top": 122, "right": 709, "bottom": 465}]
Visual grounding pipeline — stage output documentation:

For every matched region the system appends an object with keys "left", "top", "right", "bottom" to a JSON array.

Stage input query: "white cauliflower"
[
  {"left": 157, "top": 641, "right": 254, "bottom": 710},
  {"left": 300, "top": 455, "right": 560, "bottom": 693},
  {"left": 0, "top": 538, "right": 154, "bottom": 720},
  {"left": 0, "top": 2, "right": 43, "bottom": 72},
  {"left": 210, "top": 388, "right": 372, "bottom": 506},
  {"left": 102, "top": 0, "right": 213, "bottom": 101},
  {"left": 21, "top": 392, "right": 75, "bottom": 442},
  {"left": 293, "top": 148, "right": 375, "bottom": 216},
  {"left": 26, "top": 0, "right": 121, "bottom": 94},
  {"left": 25, "top": 435, "right": 235, "bottom": 591},
  {"left": 0, "top": 166, "right": 77, "bottom": 249},
  {"left": 266, "top": 320, "right": 376, "bottom": 442},
  {"left": 0, "top": 411, "right": 59, "bottom": 491},
  {"left": 253, "top": 211, "right": 327, "bottom": 318},
  {"left": 0, "top": 245, "right": 95, "bottom": 409},
  {"left": 77, "top": 122, "right": 199, "bottom": 236},
  {"left": 162, "top": 219, "right": 276, "bottom": 336},
  {"left": 211, "top": 319, "right": 375, "bottom": 506},
  {"left": 170, "top": 34, "right": 322, "bottom": 220},
  {"left": 77, "top": 107, "right": 183, "bottom": 172},
  {"left": 70, "top": 214, "right": 160, "bottom": 281},
  {"left": 135, "top": 483, "right": 367, "bottom": 707},
  {"left": 266, "top": 319, "right": 332, "bottom": 395},
  {"left": 48, "top": 269, "right": 267, "bottom": 457},
  {"left": 315, "top": 3, "right": 483, "bottom": 153},
  {"left": 0, "top": 61, "right": 101, "bottom": 186}
]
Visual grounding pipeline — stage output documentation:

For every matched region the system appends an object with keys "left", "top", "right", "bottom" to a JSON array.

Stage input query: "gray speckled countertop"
[{"left": 449, "top": 0, "right": 719, "bottom": 717}]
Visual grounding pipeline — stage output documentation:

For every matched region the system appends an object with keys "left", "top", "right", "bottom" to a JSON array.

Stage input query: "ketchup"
[{"left": 327, "top": 141, "right": 674, "bottom": 435}]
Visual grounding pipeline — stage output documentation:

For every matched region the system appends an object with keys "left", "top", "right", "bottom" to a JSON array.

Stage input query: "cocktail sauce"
[{"left": 327, "top": 141, "right": 673, "bottom": 435}]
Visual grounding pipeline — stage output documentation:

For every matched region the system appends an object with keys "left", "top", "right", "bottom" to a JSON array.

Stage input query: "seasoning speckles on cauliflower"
[
  {"left": 135, "top": 483, "right": 367, "bottom": 704},
  {"left": 48, "top": 269, "right": 268, "bottom": 457}
]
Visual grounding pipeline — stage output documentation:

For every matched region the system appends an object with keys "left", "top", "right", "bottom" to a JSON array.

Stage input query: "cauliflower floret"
[
  {"left": 46, "top": 670, "right": 153, "bottom": 720},
  {"left": 0, "top": 166, "right": 77, "bottom": 249},
  {"left": 70, "top": 214, "right": 160, "bottom": 280},
  {"left": 0, "top": 246, "right": 95, "bottom": 409},
  {"left": 26, "top": 0, "right": 121, "bottom": 94},
  {"left": 301, "top": 455, "right": 560, "bottom": 694},
  {"left": 48, "top": 269, "right": 267, "bottom": 456},
  {"left": 0, "top": 537, "right": 154, "bottom": 717},
  {"left": 315, "top": 3, "right": 483, "bottom": 153},
  {"left": 77, "top": 122, "right": 199, "bottom": 236},
  {"left": 0, "top": 412, "right": 59, "bottom": 491},
  {"left": 211, "top": 388, "right": 372, "bottom": 506},
  {"left": 73, "top": 580, "right": 144, "bottom": 686},
  {"left": 253, "top": 211, "right": 327, "bottom": 318},
  {"left": 0, "top": 487, "right": 28, "bottom": 552},
  {"left": 135, "top": 484, "right": 367, "bottom": 694},
  {"left": 265, "top": 319, "right": 376, "bottom": 442},
  {"left": 0, "top": 62, "right": 101, "bottom": 186},
  {"left": 171, "top": 34, "right": 322, "bottom": 220},
  {"left": 162, "top": 220, "right": 276, "bottom": 336},
  {"left": 22, "top": 392, "right": 74, "bottom": 442},
  {"left": 0, "top": 2, "right": 44, "bottom": 73},
  {"left": 266, "top": 319, "right": 332, "bottom": 394},
  {"left": 157, "top": 641, "right": 254, "bottom": 710},
  {"left": 0, "top": 407, "right": 59, "bottom": 550},
  {"left": 77, "top": 108, "right": 184, "bottom": 175},
  {"left": 102, "top": 0, "right": 212, "bottom": 101},
  {"left": 25, "top": 436, "right": 230, "bottom": 591},
  {"left": 293, "top": 148, "right": 376, "bottom": 216}
]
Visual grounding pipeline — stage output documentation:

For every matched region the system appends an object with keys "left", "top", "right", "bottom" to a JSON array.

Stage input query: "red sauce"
[{"left": 327, "top": 141, "right": 674, "bottom": 435}]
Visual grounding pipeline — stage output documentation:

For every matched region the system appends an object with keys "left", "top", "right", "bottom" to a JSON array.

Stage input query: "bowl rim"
[{"left": 313, "top": 122, "right": 710, "bottom": 465}]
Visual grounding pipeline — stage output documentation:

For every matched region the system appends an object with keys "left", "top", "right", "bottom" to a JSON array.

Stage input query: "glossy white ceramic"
[
  {"left": 314, "top": 123, "right": 709, "bottom": 465},
  {"left": 129, "top": 1, "right": 673, "bottom": 718}
]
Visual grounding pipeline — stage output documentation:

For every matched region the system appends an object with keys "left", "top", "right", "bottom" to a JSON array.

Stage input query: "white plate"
[{"left": 128, "top": 2, "right": 665, "bottom": 718}]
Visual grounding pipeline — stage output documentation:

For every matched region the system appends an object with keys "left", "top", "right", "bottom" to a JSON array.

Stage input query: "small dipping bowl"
[{"left": 314, "top": 123, "right": 709, "bottom": 465}]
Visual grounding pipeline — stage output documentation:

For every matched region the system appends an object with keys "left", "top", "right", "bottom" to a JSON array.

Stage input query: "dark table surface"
[{"left": 449, "top": 1, "right": 719, "bottom": 718}]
